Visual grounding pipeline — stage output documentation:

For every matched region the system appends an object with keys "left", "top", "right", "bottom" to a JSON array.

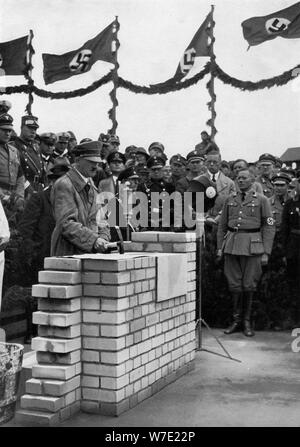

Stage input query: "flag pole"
[
  {"left": 25, "top": 30, "right": 35, "bottom": 115},
  {"left": 108, "top": 16, "right": 120, "bottom": 135},
  {"left": 206, "top": 5, "right": 217, "bottom": 139}
]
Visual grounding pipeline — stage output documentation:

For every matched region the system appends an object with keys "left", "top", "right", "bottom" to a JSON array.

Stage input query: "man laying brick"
[{"left": 50, "top": 141, "right": 110, "bottom": 256}]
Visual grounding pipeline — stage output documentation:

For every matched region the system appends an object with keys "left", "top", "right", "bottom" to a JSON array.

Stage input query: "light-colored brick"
[
  {"left": 101, "top": 272, "right": 131, "bottom": 284},
  {"left": 83, "top": 284, "right": 127, "bottom": 298},
  {"left": 100, "top": 323, "right": 129, "bottom": 338},
  {"left": 50, "top": 284, "right": 82, "bottom": 299},
  {"left": 81, "top": 297, "right": 101, "bottom": 310},
  {"left": 173, "top": 242, "right": 196, "bottom": 253},
  {"left": 132, "top": 232, "right": 159, "bottom": 242},
  {"left": 82, "top": 376, "right": 99, "bottom": 388},
  {"left": 38, "top": 324, "right": 81, "bottom": 339},
  {"left": 25, "top": 378, "right": 43, "bottom": 395},
  {"left": 158, "top": 232, "right": 196, "bottom": 242},
  {"left": 98, "top": 363, "right": 126, "bottom": 377},
  {"left": 82, "top": 388, "right": 100, "bottom": 401},
  {"left": 33, "top": 311, "right": 81, "bottom": 327},
  {"left": 134, "top": 282, "right": 142, "bottom": 293},
  {"left": 82, "top": 324, "right": 99, "bottom": 337},
  {"left": 101, "top": 297, "right": 130, "bottom": 311},
  {"left": 99, "top": 389, "right": 125, "bottom": 403},
  {"left": 39, "top": 271, "right": 81, "bottom": 285},
  {"left": 44, "top": 257, "right": 82, "bottom": 271},
  {"left": 38, "top": 298, "right": 81, "bottom": 312},
  {"left": 32, "top": 364, "right": 77, "bottom": 381},
  {"left": 130, "top": 317, "right": 146, "bottom": 333},
  {"left": 15, "top": 409, "right": 59, "bottom": 426},
  {"left": 32, "top": 336, "right": 81, "bottom": 353},
  {"left": 145, "top": 243, "right": 164, "bottom": 252},
  {"left": 82, "top": 350, "right": 99, "bottom": 363},
  {"left": 21, "top": 394, "right": 64, "bottom": 412},
  {"left": 83, "top": 259, "right": 127, "bottom": 271},
  {"left": 36, "top": 350, "right": 80, "bottom": 365},
  {"left": 83, "top": 310, "right": 126, "bottom": 325},
  {"left": 101, "top": 349, "right": 129, "bottom": 365},
  {"left": 134, "top": 258, "right": 142, "bottom": 269},
  {"left": 83, "top": 336, "right": 126, "bottom": 351},
  {"left": 131, "top": 269, "right": 146, "bottom": 281},
  {"left": 101, "top": 375, "right": 129, "bottom": 390},
  {"left": 145, "top": 313, "right": 159, "bottom": 326},
  {"left": 124, "top": 241, "right": 144, "bottom": 251},
  {"left": 82, "top": 272, "right": 101, "bottom": 283}
]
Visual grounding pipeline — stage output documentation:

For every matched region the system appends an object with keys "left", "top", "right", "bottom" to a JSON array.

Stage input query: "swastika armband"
[{"left": 265, "top": 217, "right": 275, "bottom": 226}]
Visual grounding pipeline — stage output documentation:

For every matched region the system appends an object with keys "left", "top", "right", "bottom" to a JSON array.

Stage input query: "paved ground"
[{"left": 4, "top": 328, "right": 300, "bottom": 427}]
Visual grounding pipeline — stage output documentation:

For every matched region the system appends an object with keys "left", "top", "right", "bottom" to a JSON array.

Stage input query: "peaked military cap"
[
  {"left": 39, "top": 132, "right": 57, "bottom": 145},
  {"left": 148, "top": 141, "right": 165, "bottom": 153},
  {"left": 135, "top": 163, "right": 149, "bottom": 173},
  {"left": 21, "top": 115, "right": 39, "bottom": 128},
  {"left": 136, "top": 147, "right": 149, "bottom": 159},
  {"left": 0, "top": 100, "right": 12, "bottom": 114},
  {"left": 125, "top": 145, "right": 137, "bottom": 154},
  {"left": 73, "top": 140, "right": 102, "bottom": 162},
  {"left": 80, "top": 138, "right": 93, "bottom": 144},
  {"left": 67, "top": 131, "right": 76, "bottom": 140},
  {"left": 258, "top": 153, "right": 276, "bottom": 164},
  {"left": 56, "top": 132, "right": 70, "bottom": 142},
  {"left": 0, "top": 113, "right": 13, "bottom": 129},
  {"left": 271, "top": 172, "right": 292, "bottom": 184},
  {"left": 118, "top": 167, "right": 139, "bottom": 182},
  {"left": 170, "top": 154, "right": 187, "bottom": 166},
  {"left": 147, "top": 155, "right": 166, "bottom": 168},
  {"left": 107, "top": 150, "right": 126, "bottom": 164},
  {"left": 47, "top": 163, "right": 70, "bottom": 179},
  {"left": 186, "top": 150, "right": 204, "bottom": 163}
]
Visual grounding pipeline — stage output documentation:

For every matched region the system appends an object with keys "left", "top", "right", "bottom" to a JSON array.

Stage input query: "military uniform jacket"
[
  {"left": 204, "top": 171, "right": 236, "bottom": 219},
  {"left": 0, "top": 142, "right": 24, "bottom": 199},
  {"left": 256, "top": 175, "right": 274, "bottom": 198},
  {"left": 175, "top": 176, "right": 193, "bottom": 195},
  {"left": 217, "top": 189, "right": 275, "bottom": 256},
  {"left": 51, "top": 167, "right": 110, "bottom": 256},
  {"left": 13, "top": 137, "right": 45, "bottom": 190},
  {"left": 280, "top": 198, "right": 300, "bottom": 259},
  {"left": 268, "top": 194, "right": 288, "bottom": 232}
]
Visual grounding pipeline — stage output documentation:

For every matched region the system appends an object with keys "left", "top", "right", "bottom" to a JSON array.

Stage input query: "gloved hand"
[
  {"left": 94, "top": 237, "right": 110, "bottom": 253},
  {"left": 261, "top": 253, "right": 269, "bottom": 266}
]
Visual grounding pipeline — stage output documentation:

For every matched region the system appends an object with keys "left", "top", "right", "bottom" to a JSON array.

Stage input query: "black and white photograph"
[{"left": 0, "top": 0, "right": 300, "bottom": 431}]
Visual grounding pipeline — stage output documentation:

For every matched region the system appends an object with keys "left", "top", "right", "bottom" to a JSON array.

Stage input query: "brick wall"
[{"left": 16, "top": 231, "right": 197, "bottom": 426}]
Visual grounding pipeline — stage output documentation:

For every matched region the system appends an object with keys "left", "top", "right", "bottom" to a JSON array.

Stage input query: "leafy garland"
[{"left": 0, "top": 61, "right": 299, "bottom": 99}]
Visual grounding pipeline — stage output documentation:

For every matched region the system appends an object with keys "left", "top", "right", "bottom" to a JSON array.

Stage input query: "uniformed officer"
[
  {"left": 13, "top": 115, "right": 45, "bottom": 197},
  {"left": 280, "top": 177, "right": 300, "bottom": 325},
  {"left": 53, "top": 132, "right": 71, "bottom": 165},
  {"left": 108, "top": 134, "right": 120, "bottom": 152},
  {"left": 135, "top": 147, "right": 149, "bottom": 165},
  {"left": 148, "top": 142, "right": 167, "bottom": 161},
  {"left": 137, "top": 155, "right": 175, "bottom": 231},
  {"left": 217, "top": 169, "right": 275, "bottom": 336},
  {"left": 0, "top": 113, "right": 25, "bottom": 220},
  {"left": 175, "top": 151, "right": 205, "bottom": 195},
  {"left": 39, "top": 132, "right": 57, "bottom": 173},
  {"left": 169, "top": 154, "right": 187, "bottom": 187},
  {"left": 256, "top": 153, "right": 277, "bottom": 198},
  {"left": 269, "top": 172, "right": 291, "bottom": 232}
]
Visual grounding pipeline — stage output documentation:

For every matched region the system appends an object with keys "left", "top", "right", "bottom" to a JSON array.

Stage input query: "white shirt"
[{"left": 0, "top": 200, "right": 10, "bottom": 244}]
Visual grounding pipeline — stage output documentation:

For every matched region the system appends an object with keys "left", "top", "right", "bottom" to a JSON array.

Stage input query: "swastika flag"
[
  {"left": 242, "top": 2, "right": 300, "bottom": 47},
  {"left": 42, "top": 21, "right": 116, "bottom": 85},
  {"left": 173, "top": 12, "right": 211, "bottom": 82},
  {"left": 0, "top": 35, "right": 29, "bottom": 76}
]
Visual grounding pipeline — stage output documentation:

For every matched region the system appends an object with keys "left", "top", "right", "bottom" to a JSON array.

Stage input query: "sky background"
[{"left": 1, "top": 0, "right": 300, "bottom": 162}]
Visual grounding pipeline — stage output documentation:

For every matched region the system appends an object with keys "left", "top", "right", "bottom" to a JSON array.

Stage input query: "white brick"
[
  {"left": 21, "top": 394, "right": 64, "bottom": 412},
  {"left": 131, "top": 269, "right": 146, "bottom": 281},
  {"left": 32, "top": 364, "right": 77, "bottom": 380},
  {"left": 83, "top": 259, "right": 127, "bottom": 271},
  {"left": 44, "top": 257, "right": 82, "bottom": 271},
  {"left": 15, "top": 409, "right": 59, "bottom": 426},
  {"left": 82, "top": 324, "right": 100, "bottom": 337},
  {"left": 99, "top": 389, "right": 125, "bottom": 403},
  {"left": 83, "top": 284, "right": 127, "bottom": 298},
  {"left": 33, "top": 311, "right": 81, "bottom": 327},
  {"left": 82, "top": 376, "right": 99, "bottom": 388},
  {"left": 38, "top": 376, "right": 80, "bottom": 397},
  {"left": 82, "top": 388, "right": 100, "bottom": 401},
  {"left": 98, "top": 363, "right": 126, "bottom": 377},
  {"left": 82, "top": 272, "right": 101, "bottom": 283},
  {"left": 101, "top": 375, "right": 129, "bottom": 390},
  {"left": 100, "top": 323, "right": 129, "bottom": 337},
  {"left": 83, "top": 310, "right": 126, "bottom": 325},
  {"left": 39, "top": 271, "right": 81, "bottom": 284},
  {"left": 32, "top": 337, "right": 81, "bottom": 353},
  {"left": 38, "top": 324, "right": 81, "bottom": 339},
  {"left": 158, "top": 232, "right": 196, "bottom": 242},
  {"left": 132, "top": 232, "right": 159, "bottom": 242},
  {"left": 82, "top": 350, "right": 99, "bottom": 363},
  {"left": 173, "top": 242, "right": 196, "bottom": 253},
  {"left": 81, "top": 298, "right": 101, "bottom": 310},
  {"left": 36, "top": 350, "right": 80, "bottom": 365},
  {"left": 101, "top": 349, "right": 129, "bottom": 365},
  {"left": 101, "top": 298, "right": 130, "bottom": 311},
  {"left": 101, "top": 272, "right": 131, "bottom": 284},
  {"left": 38, "top": 298, "right": 80, "bottom": 312}
]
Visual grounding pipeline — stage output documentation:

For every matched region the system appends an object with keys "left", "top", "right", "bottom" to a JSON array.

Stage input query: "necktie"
[
  {"left": 212, "top": 174, "right": 216, "bottom": 182},
  {"left": 241, "top": 192, "right": 246, "bottom": 202}
]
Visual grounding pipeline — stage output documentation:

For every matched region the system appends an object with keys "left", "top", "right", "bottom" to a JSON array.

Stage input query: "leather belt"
[
  {"left": 228, "top": 227, "right": 260, "bottom": 233},
  {"left": 0, "top": 182, "right": 15, "bottom": 190}
]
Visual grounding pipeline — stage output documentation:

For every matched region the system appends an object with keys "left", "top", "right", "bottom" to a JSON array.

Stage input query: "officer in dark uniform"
[
  {"left": 53, "top": 132, "right": 71, "bottom": 165},
  {"left": 13, "top": 115, "right": 45, "bottom": 198},
  {"left": 39, "top": 132, "right": 57, "bottom": 174},
  {"left": 217, "top": 169, "right": 275, "bottom": 336},
  {"left": 0, "top": 113, "right": 25, "bottom": 220},
  {"left": 138, "top": 155, "right": 175, "bottom": 231},
  {"left": 175, "top": 151, "right": 205, "bottom": 195},
  {"left": 169, "top": 154, "right": 186, "bottom": 187},
  {"left": 256, "top": 153, "right": 276, "bottom": 198},
  {"left": 280, "top": 176, "right": 300, "bottom": 325},
  {"left": 269, "top": 172, "right": 291, "bottom": 233}
]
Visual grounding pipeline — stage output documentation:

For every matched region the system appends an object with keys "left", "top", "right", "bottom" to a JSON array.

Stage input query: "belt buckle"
[{"left": 233, "top": 226, "right": 239, "bottom": 233}]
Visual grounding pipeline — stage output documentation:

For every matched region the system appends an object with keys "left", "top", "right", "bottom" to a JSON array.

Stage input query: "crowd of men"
[{"left": 0, "top": 99, "right": 299, "bottom": 339}]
